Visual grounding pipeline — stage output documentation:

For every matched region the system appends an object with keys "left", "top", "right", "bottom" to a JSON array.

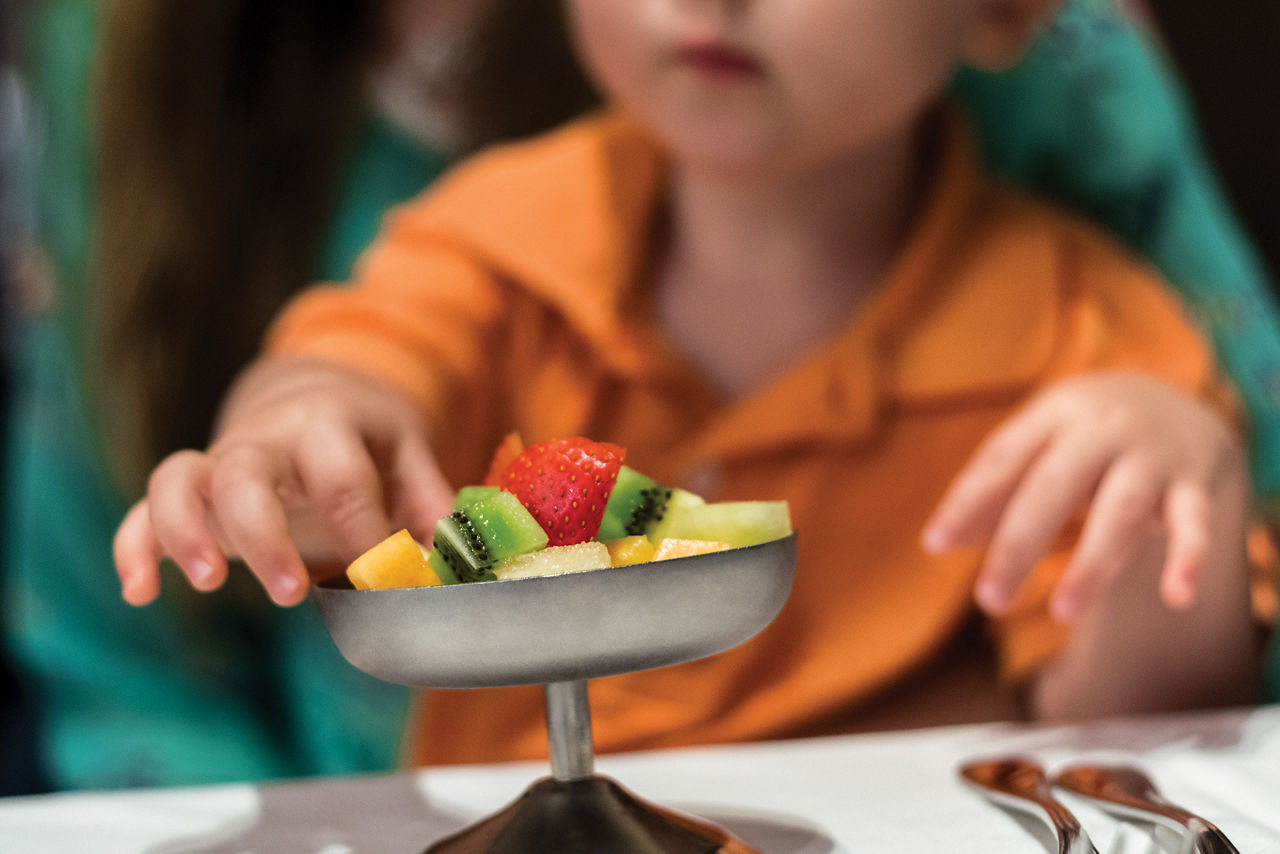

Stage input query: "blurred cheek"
[
  {"left": 565, "top": 0, "right": 648, "bottom": 103},
  {"left": 766, "top": 2, "right": 963, "bottom": 141}
]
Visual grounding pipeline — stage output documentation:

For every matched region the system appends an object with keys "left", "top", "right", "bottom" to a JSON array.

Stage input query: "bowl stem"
[{"left": 545, "top": 680, "right": 595, "bottom": 781}]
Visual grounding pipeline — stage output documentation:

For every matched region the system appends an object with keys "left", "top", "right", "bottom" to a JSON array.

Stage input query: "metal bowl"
[{"left": 312, "top": 533, "right": 797, "bottom": 688}]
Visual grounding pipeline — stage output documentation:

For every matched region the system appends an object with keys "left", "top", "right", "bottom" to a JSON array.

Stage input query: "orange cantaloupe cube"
[{"left": 346, "top": 529, "right": 443, "bottom": 590}]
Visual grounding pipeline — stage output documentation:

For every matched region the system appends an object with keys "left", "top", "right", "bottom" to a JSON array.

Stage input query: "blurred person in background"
[
  {"left": 3, "top": 0, "right": 595, "bottom": 790},
  {"left": 1, "top": 0, "right": 48, "bottom": 797}
]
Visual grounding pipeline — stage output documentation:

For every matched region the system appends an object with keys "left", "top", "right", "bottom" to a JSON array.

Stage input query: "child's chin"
[{"left": 662, "top": 124, "right": 789, "bottom": 177}]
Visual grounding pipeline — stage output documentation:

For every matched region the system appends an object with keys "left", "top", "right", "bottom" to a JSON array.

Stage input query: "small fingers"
[
  {"left": 390, "top": 433, "right": 456, "bottom": 541},
  {"left": 145, "top": 450, "right": 229, "bottom": 594},
  {"left": 293, "top": 424, "right": 392, "bottom": 563},
  {"left": 113, "top": 499, "right": 163, "bottom": 606},
  {"left": 208, "top": 445, "right": 309, "bottom": 606},
  {"left": 975, "top": 436, "right": 1111, "bottom": 614},
  {"left": 924, "top": 406, "right": 1057, "bottom": 553},
  {"left": 1160, "top": 479, "right": 1211, "bottom": 610},
  {"left": 1050, "top": 460, "right": 1162, "bottom": 623}
]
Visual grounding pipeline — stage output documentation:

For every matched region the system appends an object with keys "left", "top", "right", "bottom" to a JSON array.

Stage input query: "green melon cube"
[{"left": 651, "top": 500, "right": 791, "bottom": 548}]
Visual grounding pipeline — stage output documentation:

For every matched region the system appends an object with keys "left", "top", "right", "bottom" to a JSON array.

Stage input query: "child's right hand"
[{"left": 112, "top": 357, "right": 455, "bottom": 607}]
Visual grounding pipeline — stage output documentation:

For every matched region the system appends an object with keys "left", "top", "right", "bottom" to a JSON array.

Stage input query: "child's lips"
[{"left": 676, "top": 41, "right": 763, "bottom": 79}]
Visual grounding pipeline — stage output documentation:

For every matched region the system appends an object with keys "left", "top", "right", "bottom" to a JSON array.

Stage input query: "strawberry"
[{"left": 498, "top": 437, "right": 625, "bottom": 546}]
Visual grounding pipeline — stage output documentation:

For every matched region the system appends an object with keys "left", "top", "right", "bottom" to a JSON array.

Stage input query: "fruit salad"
[{"left": 345, "top": 435, "right": 791, "bottom": 590}]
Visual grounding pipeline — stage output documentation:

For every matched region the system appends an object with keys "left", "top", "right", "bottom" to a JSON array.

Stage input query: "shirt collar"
[
  {"left": 414, "top": 108, "right": 1065, "bottom": 455},
  {"left": 691, "top": 112, "right": 1070, "bottom": 460},
  {"left": 875, "top": 111, "right": 1065, "bottom": 402},
  {"left": 689, "top": 109, "right": 1067, "bottom": 458}
]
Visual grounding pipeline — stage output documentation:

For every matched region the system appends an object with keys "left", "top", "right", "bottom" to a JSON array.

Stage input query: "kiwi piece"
[
  {"left": 426, "top": 549, "right": 460, "bottom": 586},
  {"left": 454, "top": 485, "right": 500, "bottom": 510},
  {"left": 432, "top": 489, "right": 549, "bottom": 583},
  {"left": 598, "top": 466, "right": 680, "bottom": 541}
]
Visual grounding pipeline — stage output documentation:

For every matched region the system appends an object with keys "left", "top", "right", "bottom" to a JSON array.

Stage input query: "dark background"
[{"left": 1154, "top": 0, "right": 1280, "bottom": 280}]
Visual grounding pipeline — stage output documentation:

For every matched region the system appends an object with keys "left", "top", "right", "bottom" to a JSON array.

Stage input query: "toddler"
[{"left": 115, "top": 0, "right": 1260, "bottom": 765}]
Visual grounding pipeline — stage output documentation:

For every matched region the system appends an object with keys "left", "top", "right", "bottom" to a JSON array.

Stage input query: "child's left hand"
[{"left": 923, "top": 372, "right": 1246, "bottom": 623}]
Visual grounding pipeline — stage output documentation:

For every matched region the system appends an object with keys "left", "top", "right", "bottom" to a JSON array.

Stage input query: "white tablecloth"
[{"left": 2, "top": 703, "right": 1278, "bottom": 853}]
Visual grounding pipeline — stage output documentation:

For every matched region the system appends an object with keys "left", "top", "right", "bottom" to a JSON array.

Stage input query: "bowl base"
[{"left": 425, "top": 774, "right": 755, "bottom": 854}]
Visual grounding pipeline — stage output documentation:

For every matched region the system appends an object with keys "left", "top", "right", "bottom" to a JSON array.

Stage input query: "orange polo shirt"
[{"left": 269, "top": 111, "right": 1225, "bottom": 766}]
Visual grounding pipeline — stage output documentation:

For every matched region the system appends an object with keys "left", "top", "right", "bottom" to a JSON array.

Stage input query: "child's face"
[{"left": 567, "top": 0, "right": 1014, "bottom": 175}]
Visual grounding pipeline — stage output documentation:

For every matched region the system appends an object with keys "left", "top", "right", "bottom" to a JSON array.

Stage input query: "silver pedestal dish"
[{"left": 313, "top": 533, "right": 798, "bottom": 853}]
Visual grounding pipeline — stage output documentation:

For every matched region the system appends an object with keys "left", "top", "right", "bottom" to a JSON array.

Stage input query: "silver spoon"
[
  {"left": 960, "top": 757, "right": 1100, "bottom": 854},
  {"left": 1053, "top": 765, "right": 1239, "bottom": 854}
]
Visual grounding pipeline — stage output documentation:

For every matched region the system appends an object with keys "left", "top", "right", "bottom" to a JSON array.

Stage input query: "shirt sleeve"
[{"left": 266, "top": 202, "right": 507, "bottom": 446}]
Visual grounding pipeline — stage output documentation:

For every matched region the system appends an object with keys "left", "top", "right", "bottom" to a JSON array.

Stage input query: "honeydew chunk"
[
  {"left": 605, "top": 536, "right": 657, "bottom": 566},
  {"left": 494, "top": 541, "right": 612, "bottom": 581},
  {"left": 652, "top": 538, "right": 730, "bottom": 561},
  {"left": 346, "top": 529, "right": 444, "bottom": 590},
  {"left": 651, "top": 500, "right": 791, "bottom": 548}
]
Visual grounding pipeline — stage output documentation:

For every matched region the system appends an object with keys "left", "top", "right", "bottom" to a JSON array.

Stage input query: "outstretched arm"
[{"left": 926, "top": 372, "right": 1261, "bottom": 717}]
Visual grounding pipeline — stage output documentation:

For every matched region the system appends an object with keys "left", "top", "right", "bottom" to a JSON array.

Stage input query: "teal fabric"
[
  {"left": 3, "top": 0, "right": 449, "bottom": 788},
  {"left": 953, "top": 0, "right": 1280, "bottom": 702}
]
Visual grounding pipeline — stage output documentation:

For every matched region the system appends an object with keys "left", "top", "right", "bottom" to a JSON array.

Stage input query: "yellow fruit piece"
[
  {"left": 346, "top": 529, "right": 443, "bottom": 590},
  {"left": 606, "top": 536, "right": 656, "bottom": 566},
  {"left": 494, "top": 542, "right": 612, "bottom": 581},
  {"left": 652, "top": 538, "right": 730, "bottom": 561}
]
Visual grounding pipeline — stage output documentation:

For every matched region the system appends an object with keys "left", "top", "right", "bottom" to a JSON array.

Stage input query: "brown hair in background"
[
  {"left": 92, "top": 0, "right": 597, "bottom": 493},
  {"left": 446, "top": 0, "right": 600, "bottom": 152}
]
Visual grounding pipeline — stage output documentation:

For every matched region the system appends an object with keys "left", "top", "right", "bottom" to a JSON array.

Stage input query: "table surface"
[{"left": 2, "top": 703, "right": 1278, "bottom": 853}]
